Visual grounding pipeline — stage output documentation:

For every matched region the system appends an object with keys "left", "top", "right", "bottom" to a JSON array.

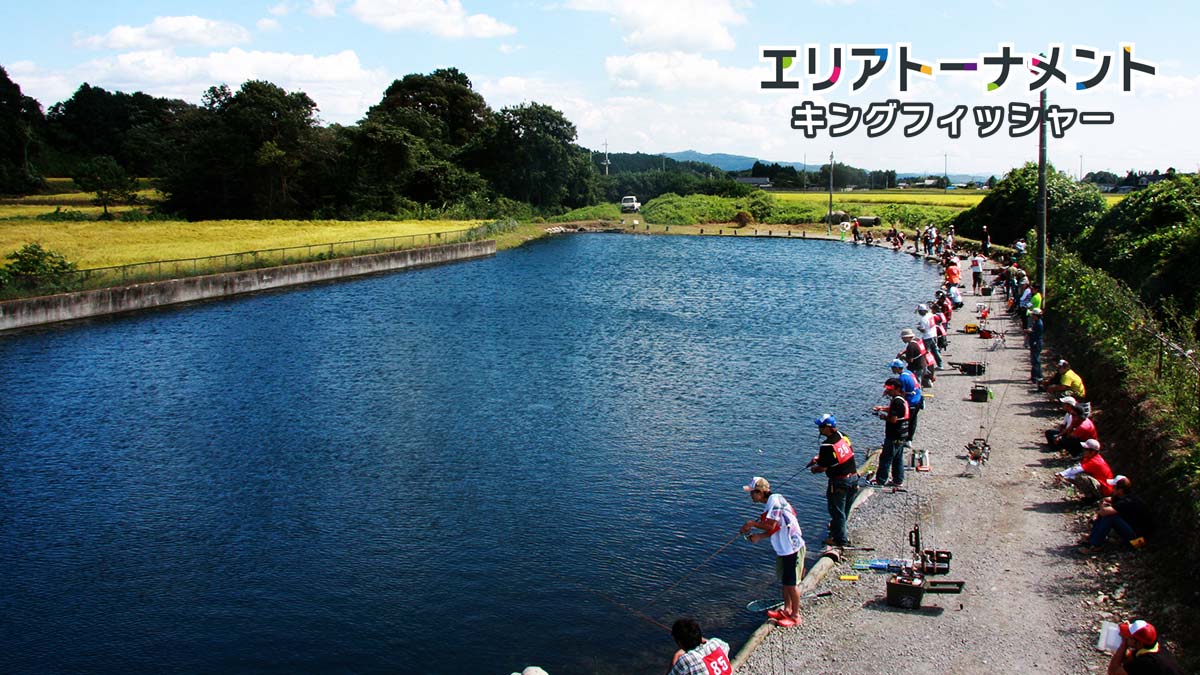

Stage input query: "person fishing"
[
  {"left": 666, "top": 618, "right": 731, "bottom": 675},
  {"left": 890, "top": 358, "right": 924, "bottom": 450},
  {"left": 739, "top": 477, "right": 806, "bottom": 627},
  {"left": 870, "top": 377, "right": 910, "bottom": 487},
  {"left": 810, "top": 414, "right": 858, "bottom": 548}
]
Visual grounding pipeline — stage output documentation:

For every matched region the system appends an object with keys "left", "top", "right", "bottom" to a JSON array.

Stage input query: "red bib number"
[
  {"left": 702, "top": 648, "right": 732, "bottom": 675},
  {"left": 831, "top": 438, "right": 854, "bottom": 464}
]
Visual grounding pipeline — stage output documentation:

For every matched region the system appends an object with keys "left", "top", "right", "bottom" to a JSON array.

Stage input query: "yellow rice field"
[{"left": 0, "top": 219, "right": 484, "bottom": 269}]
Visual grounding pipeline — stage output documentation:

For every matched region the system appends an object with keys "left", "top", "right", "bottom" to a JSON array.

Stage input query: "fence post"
[{"left": 1158, "top": 342, "right": 1165, "bottom": 380}]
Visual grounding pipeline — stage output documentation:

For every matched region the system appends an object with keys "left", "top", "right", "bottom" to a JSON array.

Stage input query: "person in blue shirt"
[{"left": 890, "top": 358, "right": 924, "bottom": 446}]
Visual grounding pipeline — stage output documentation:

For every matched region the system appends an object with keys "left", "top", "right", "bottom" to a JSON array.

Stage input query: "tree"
[
  {"left": 0, "top": 65, "right": 46, "bottom": 195},
  {"left": 952, "top": 163, "right": 1107, "bottom": 244},
  {"left": 366, "top": 68, "right": 490, "bottom": 159},
  {"left": 161, "top": 80, "right": 327, "bottom": 219},
  {"left": 462, "top": 102, "right": 598, "bottom": 210},
  {"left": 72, "top": 156, "right": 137, "bottom": 218}
]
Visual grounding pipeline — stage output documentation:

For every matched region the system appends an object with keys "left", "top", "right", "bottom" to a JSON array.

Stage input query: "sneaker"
[
  {"left": 864, "top": 478, "right": 883, "bottom": 487},
  {"left": 766, "top": 608, "right": 789, "bottom": 620}
]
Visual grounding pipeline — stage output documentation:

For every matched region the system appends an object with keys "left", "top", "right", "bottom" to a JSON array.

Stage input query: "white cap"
[
  {"left": 743, "top": 476, "right": 770, "bottom": 492},
  {"left": 917, "top": 304, "right": 929, "bottom": 312},
  {"left": 1083, "top": 439, "right": 1101, "bottom": 452},
  {"left": 1059, "top": 395, "right": 1077, "bottom": 407},
  {"left": 1106, "top": 475, "right": 1128, "bottom": 486}
]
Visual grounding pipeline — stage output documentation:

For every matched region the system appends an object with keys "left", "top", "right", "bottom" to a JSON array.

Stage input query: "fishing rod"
[{"left": 546, "top": 569, "right": 671, "bottom": 633}]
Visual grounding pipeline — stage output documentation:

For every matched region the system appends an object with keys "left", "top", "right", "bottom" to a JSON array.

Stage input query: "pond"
[{"left": 0, "top": 233, "right": 941, "bottom": 674}]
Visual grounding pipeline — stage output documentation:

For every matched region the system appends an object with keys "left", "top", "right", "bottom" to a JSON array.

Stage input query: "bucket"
[
  {"left": 1097, "top": 621, "right": 1122, "bottom": 652},
  {"left": 963, "top": 323, "right": 980, "bottom": 334},
  {"left": 970, "top": 385, "right": 991, "bottom": 402},
  {"left": 981, "top": 287, "right": 994, "bottom": 296}
]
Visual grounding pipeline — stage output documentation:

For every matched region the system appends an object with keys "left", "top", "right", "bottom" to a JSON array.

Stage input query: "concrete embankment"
[{"left": 0, "top": 240, "right": 495, "bottom": 332}]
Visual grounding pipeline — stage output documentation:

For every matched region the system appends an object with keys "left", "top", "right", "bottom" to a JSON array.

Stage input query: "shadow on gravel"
[
  {"left": 861, "top": 597, "right": 947, "bottom": 617},
  {"left": 1025, "top": 499, "right": 1093, "bottom": 514},
  {"left": 1026, "top": 455, "right": 1074, "bottom": 469}
]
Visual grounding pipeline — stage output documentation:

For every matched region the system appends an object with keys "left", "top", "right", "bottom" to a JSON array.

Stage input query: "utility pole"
[
  {"left": 827, "top": 151, "right": 834, "bottom": 235},
  {"left": 602, "top": 139, "right": 611, "bottom": 176},
  {"left": 802, "top": 152, "right": 807, "bottom": 191},
  {"left": 943, "top": 153, "right": 948, "bottom": 193},
  {"left": 1037, "top": 89, "right": 1048, "bottom": 304}
]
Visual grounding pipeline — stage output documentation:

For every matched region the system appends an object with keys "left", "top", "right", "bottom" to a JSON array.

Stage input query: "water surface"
[{"left": 0, "top": 234, "right": 940, "bottom": 674}]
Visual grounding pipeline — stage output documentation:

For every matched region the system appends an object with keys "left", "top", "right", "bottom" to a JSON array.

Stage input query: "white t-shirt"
[
  {"left": 917, "top": 313, "right": 937, "bottom": 339},
  {"left": 970, "top": 256, "right": 984, "bottom": 273},
  {"left": 761, "top": 493, "right": 804, "bottom": 557}
]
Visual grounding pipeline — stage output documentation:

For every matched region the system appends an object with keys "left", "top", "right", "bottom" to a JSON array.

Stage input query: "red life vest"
[
  {"left": 893, "top": 395, "right": 911, "bottom": 420},
  {"left": 913, "top": 337, "right": 935, "bottom": 367},
  {"left": 933, "top": 313, "right": 948, "bottom": 337},
  {"left": 831, "top": 436, "right": 854, "bottom": 463}
]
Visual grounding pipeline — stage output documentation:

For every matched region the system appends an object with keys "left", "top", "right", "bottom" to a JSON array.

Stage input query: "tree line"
[{"left": 0, "top": 65, "right": 744, "bottom": 220}]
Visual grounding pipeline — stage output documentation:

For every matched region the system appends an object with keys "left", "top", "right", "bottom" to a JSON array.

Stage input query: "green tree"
[
  {"left": 366, "top": 68, "right": 490, "bottom": 158},
  {"left": 161, "top": 80, "right": 327, "bottom": 219},
  {"left": 952, "top": 162, "right": 1106, "bottom": 245},
  {"left": 462, "top": 102, "right": 598, "bottom": 210},
  {"left": 72, "top": 155, "right": 137, "bottom": 218},
  {"left": 0, "top": 65, "right": 46, "bottom": 195}
]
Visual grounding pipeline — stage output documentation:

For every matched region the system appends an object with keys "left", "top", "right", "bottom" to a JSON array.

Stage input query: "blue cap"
[
  {"left": 815, "top": 413, "right": 837, "bottom": 428},
  {"left": 890, "top": 358, "right": 906, "bottom": 369}
]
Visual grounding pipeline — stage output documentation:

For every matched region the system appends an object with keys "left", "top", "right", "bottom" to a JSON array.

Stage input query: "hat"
[
  {"left": 900, "top": 328, "right": 916, "bottom": 339},
  {"left": 1106, "top": 474, "right": 1129, "bottom": 487},
  {"left": 890, "top": 358, "right": 906, "bottom": 369},
  {"left": 1059, "top": 395, "right": 1077, "bottom": 407},
  {"left": 1030, "top": 308, "right": 1042, "bottom": 315},
  {"left": 815, "top": 413, "right": 838, "bottom": 428},
  {"left": 1119, "top": 620, "right": 1157, "bottom": 645},
  {"left": 743, "top": 476, "right": 770, "bottom": 493},
  {"left": 917, "top": 304, "right": 929, "bottom": 312},
  {"left": 1083, "top": 438, "right": 1101, "bottom": 452},
  {"left": 1058, "top": 359, "right": 1069, "bottom": 367}
]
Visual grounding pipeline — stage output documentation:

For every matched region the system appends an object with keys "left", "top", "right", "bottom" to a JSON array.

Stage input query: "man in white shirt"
[
  {"left": 969, "top": 252, "right": 986, "bottom": 294},
  {"left": 740, "top": 477, "right": 806, "bottom": 627},
  {"left": 916, "top": 304, "right": 943, "bottom": 369}
]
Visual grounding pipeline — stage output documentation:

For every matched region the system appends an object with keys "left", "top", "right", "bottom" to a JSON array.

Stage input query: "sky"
[{"left": 2, "top": 0, "right": 1198, "bottom": 176}]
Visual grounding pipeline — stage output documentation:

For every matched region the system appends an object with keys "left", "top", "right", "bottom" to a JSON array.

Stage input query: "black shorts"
[
  {"left": 776, "top": 551, "right": 804, "bottom": 586},
  {"left": 972, "top": 271, "right": 983, "bottom": 283}
]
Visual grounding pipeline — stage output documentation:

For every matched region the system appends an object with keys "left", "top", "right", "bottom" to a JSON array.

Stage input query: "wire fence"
[{"left": 0, "top": 226, "right": 485, "bottom": 301}]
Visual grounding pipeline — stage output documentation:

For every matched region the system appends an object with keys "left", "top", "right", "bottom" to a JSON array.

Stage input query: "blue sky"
[{"left": 2, "top": 0, "right": 1197, "bottom": 175}]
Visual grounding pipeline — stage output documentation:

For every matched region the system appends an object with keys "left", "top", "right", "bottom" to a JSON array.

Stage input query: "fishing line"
[
  {"left": 642, "top": 530, "right": 745, "bottom": 610},
  {"left": 545, "top": 569, "right": 672, "bottom": 633}
]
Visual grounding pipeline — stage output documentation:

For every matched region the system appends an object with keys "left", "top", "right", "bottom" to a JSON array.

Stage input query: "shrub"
[
  {"left": 0, "top": 243, "right": 79, "bottom": 294},
  {"left": 952, "top": 162, "right": 1106, "bottom": 245},
  {"left": 35, "top": 207, "right": 93, "bottom": 222}
]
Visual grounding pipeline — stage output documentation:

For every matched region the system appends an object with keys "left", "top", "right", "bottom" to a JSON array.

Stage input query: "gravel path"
[{"left": 737, "top": 259, "right": 1105, "bottom": 675}]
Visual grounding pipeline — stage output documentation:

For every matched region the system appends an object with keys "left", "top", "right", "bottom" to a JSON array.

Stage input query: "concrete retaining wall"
[{"left": 0, "top": 240, "right": 495, "bottom": 332}]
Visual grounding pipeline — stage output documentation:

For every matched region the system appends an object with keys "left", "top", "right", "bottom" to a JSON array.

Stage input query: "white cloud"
[
  {"left": 268, "top": 2, "right": 293, "bottom": 15},
  {"left": 307, "top": 0, "right": 342, "bottom": 17},
  {"left": 257, "top": 18, "right": 282, "bottom": 31},
  {"left": 564, "top": 0, "right": 746, "bottom": 52},
  {"left": 349, "top": 0, "right": 516, "bottom": 38},
  {"left": 18, "top": 49, "right": 390, "bottom": 124},
  {"left": 76, "top": 16, "right": 252, "bottom": 50},
  {"left": 499, "top": 43, "right": 524, "bottom": 54},
  {"left": 604, "top": 51, "right": 759, "bottom": 92}
]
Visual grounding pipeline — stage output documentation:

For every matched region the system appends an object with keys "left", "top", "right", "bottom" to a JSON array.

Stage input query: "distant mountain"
[
  {"left": 662, "top": 151, "right": 992, "bottom": 183},
  {"left": 660, "top": 151, "right": 790, "bottom": 172}
]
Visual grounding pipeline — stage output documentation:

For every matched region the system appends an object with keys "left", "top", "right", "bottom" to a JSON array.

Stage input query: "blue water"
[{"left": 0, "top": 234, "right": 940, "bottom": 674}]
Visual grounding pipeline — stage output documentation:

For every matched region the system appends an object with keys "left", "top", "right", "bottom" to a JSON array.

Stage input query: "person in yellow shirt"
[{"left": 1044, "top": 359, "right": 1086, "bottom": 399}]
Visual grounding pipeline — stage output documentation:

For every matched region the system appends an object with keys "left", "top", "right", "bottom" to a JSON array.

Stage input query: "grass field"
[{"left": 0, "top": 219, "right": 485, "bottom": 269}]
